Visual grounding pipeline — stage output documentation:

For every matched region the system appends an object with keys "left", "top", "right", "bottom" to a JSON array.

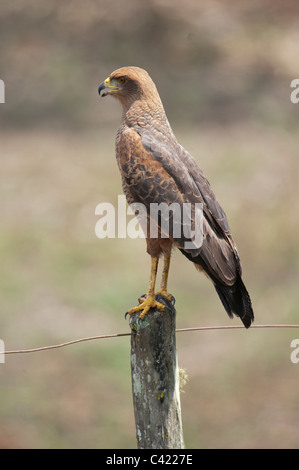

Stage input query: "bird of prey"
[{"left": 98, "top": 66, "right": 254, "bottom": 328}]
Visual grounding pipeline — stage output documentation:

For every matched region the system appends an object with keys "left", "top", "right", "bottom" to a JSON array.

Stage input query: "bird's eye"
[{"left": 119, "top": 77, "right": 126, "bottom": 85}]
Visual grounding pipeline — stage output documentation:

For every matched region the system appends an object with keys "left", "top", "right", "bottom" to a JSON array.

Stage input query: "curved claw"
[
  {"left": 126, "top": 295, "right": 166, "bottom": 320},
  {"left": 138, "top": 294, "right": 147, "bottom": 304},
  {"left": 155, "top": 289, "right": 175, "bottom": 304}
]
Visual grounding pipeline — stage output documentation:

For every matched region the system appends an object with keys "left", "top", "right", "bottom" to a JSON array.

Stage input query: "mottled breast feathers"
[{"left": 116, "top": 126, "right": 241, "bottom": 286}]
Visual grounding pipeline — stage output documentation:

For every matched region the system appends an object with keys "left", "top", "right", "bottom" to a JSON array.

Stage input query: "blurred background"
[{"left": 1, "top": 0, "right": 299, "bottom": 449}]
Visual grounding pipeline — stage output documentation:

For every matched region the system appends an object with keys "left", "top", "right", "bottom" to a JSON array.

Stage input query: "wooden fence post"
[{"left": 129, "top": 294, "right": 184, "bottom": 449}]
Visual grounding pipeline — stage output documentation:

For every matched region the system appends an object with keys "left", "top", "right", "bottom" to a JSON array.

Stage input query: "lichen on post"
[{"left": 129, "top": 294, "right": 184, "bottom": 449}]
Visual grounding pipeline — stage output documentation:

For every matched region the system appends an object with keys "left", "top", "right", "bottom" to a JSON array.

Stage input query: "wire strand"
[{"left": 2, "top": 324, "right": 299, "bottom": 356}]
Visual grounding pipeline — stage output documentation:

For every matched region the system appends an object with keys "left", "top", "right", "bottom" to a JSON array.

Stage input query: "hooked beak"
[{"left": 98, "top": 77, "right": 120, "bottom": 97}]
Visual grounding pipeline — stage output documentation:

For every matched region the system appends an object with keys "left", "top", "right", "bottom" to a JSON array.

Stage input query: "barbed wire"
[{"left": 3, "top": 324, "right": 299, "bottom": 356}]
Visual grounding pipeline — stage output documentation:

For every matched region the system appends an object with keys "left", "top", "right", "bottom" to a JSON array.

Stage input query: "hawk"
[{"left": 98, "top": 66, "right": 254, "bottom": 328}]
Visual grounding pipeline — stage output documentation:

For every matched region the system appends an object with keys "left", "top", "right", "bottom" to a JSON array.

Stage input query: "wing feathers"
[{"left": 117, "top": 127, "right": 254, "bottom": 327}]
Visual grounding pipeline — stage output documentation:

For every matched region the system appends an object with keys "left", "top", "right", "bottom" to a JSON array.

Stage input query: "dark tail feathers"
[{"left": 213, "top": 273, "right": 254, "bottom": 328}]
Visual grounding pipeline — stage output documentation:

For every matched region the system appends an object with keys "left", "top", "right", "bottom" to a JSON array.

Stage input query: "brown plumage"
[{"left": 98, "top": 66, "right": 254, "bottom": 328}]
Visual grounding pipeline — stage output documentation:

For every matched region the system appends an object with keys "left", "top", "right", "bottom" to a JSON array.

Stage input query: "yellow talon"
[
  {"left": 127, "top": 295, "right": 166, "bottom": 320},
  {"left": 155, "top": 289, "right": 174, "bottom": 303},
  {"left": 126, "top": 253, "right": 174, "bottom": 320}
]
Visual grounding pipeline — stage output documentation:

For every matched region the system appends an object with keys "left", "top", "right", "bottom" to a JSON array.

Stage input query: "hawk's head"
[{"left": 98, "top": 66, "right": 161, "bottom": 110}]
